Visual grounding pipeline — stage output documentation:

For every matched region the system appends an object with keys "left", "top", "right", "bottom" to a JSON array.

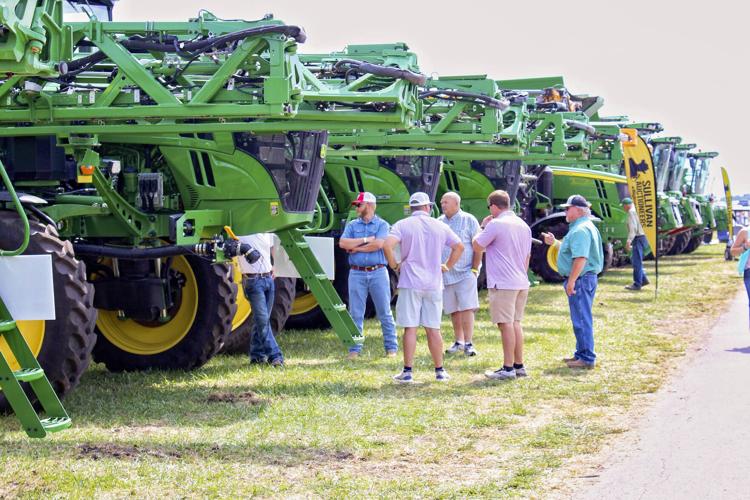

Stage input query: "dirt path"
[{"left": 577, "top": 291, "right": 750, "bottom": 499}]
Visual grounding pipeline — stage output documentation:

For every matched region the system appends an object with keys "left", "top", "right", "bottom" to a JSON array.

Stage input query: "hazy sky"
[{"left": 113, "top": 0, "right": 748, "bottom": 195}]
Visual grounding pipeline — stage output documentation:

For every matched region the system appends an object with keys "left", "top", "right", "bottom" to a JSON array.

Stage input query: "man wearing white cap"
[
  {"left": 384, "top": 192, "right": 464, "bottom": 383},
  {"left": 339, "top": 192, "right": 398, "bottom": 359}
]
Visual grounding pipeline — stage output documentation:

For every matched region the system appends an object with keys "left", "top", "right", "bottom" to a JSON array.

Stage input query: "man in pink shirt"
[
  {"left": 472, "top": 190, "right": 532, "bottom": 380},
  {"left": 384, "top": 192, "right": 463, "bottom": 384}
]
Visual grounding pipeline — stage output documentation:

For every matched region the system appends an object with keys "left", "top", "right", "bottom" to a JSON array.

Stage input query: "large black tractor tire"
[
  {"left": 703, "top": 231, "right": 714, "bottom": 244},
  {"left": 0, "top": 212, "right": 96, "bottom": 412},
  {"left": 668, "top": 232, "right": 691, "bottom": 255},
  {"left": 91, "top": 256, "right": 235, "bottom": 371},
  {"left": 220, "top": 277, "right": 296, "bottom": 354},
  {"left": 601, "top": 242, "right": 614, "bottom": 275},
  {"left": 682, "top": 235, "right": 703, "bottom": 254},
  {"left": 530, "top": 220, "right": 568, "bottom": 283}
]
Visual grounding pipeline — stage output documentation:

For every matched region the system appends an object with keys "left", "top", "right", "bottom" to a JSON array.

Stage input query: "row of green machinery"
[
  {"left": 0, "top": 0, "right": 438, "bottom": 434},
  {"left": 269, "top": 69, "right": 636, "bottom": 329},
  {"left": 0, "top": 0, "right": 722, "bottom": 435}
]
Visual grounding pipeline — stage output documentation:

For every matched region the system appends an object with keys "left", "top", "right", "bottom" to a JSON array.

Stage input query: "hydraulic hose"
[
  {"left": 419, "top": 89, "right": 510, "bottom": 111},
  {"left": 332, "top": 59, "right": 427, "bottom": 86},
  {"left": 563, "top": 119, "right": 597, "bottom": 136},
  {"left": 66, "top": 24, "right": 307, "bottom": 73},
  {"left": 73, "top": 243, "right": 195, "bottom": 259}
]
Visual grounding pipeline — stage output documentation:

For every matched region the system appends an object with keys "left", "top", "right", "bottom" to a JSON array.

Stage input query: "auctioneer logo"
[{"left": 622, "top": 130, "right": 658, "bottom": 255}]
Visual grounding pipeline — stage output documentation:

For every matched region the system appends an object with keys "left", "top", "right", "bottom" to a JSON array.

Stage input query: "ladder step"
[
  {"left": 333, "top": 303, "right": 347, "bottom": 312},
  {"left": 314, "top": 273, "right": 328, "bottom": 280},
  {"left": 0, "top": 319, "right": 16, "bottom": 333},
  {"left": 13, "top": 368, "right": 45, "bottom": 382},
  {"left": 295, "top": 241, "right": 310, "bottom": 249},
  {"left": 39, "top": 416, "right": 72, "bottom": 433}
]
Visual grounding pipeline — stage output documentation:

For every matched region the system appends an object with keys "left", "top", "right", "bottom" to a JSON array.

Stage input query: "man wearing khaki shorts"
[
  {"left": 472, "top": 190, "right": 532, "bottom": 380},
  {"left": 384, "top": 192, "right": 463, "bottom": 384}
]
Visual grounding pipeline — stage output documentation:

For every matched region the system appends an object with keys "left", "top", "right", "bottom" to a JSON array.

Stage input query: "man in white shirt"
[{"left": 238, "top": 233, "right": 284, "bottom": 366}]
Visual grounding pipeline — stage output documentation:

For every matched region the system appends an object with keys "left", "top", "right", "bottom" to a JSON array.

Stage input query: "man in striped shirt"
[{"left": 439, "top": 192, "right": 481, "bottom": 356}]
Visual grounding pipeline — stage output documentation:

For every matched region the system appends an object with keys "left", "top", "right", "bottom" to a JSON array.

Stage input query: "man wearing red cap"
[{"left": 339, "top": 192, "right": 398, "bottom": 360}]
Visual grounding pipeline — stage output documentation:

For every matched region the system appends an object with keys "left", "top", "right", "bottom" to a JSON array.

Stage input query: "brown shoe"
[
  {"left": 386, "top": 350, "right": 398, "bottom": 358},
  {"left": 346, "top": 351, "right": 359, "bottom": 361},
  {"left": 567, "top": 359, "right": 594, "bottom": 369},
  {"left": 562, "top": 357, "right": 577, "bottom": 363}
]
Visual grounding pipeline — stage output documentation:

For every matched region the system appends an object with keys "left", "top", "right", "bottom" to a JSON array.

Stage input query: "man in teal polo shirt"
[{"left": 542, "top": 195, "right": 603, "bottom": 369}]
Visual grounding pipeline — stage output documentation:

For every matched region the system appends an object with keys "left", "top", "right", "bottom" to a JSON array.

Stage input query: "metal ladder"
[
  {"left": 276, "top": 228, "right": 364, "bottom": 347},
  {"left": 0, "top": 302, "right": 71, "bottom": 438},
  {"left": 0, "top": 158, "right": 70, "bottom": 438}
]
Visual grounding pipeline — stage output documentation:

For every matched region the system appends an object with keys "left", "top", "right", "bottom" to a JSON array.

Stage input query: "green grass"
[{"left": 0, "top": 245, "right": 740, "bottom": 498}]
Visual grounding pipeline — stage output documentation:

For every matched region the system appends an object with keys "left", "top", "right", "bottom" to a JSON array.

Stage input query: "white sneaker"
[
  {"left": 435, "top": 369, "right": 451, "bottom": 382},
  {"left": 484, "top": 368, "right": 516, "bottom": 380},
  {"left": 445, "top": 342, "right": 465, "bottom": 354},
  {"left": 393, "top": 370, "right": 414, "bottom": 384},
  {"left": 464, "top": 344, "right": 478, "bottom": 357},
  {"left": 515, "top": 367, "right": 528, "bottom": 377}
]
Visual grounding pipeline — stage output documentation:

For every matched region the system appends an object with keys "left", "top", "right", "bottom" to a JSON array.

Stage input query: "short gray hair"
[{"left": 441, "top": 191, "right": 461, "bottom": 204}]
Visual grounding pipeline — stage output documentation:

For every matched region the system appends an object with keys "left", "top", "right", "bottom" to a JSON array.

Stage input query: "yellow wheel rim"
[
  {"left": 291, "top": 291, "right": 319, "bottom": 315},
  {"left": 0, "top": 320, "right": 45, "bottom": 371},
  {"left": 546, "top": 242, "right": 560, "bottom": 273},
  {"left": 95, "top": 255, "right": 199, "bottom": 355},
  {"left": 230, "top": 258, "right": 252, "bottom": 331}
]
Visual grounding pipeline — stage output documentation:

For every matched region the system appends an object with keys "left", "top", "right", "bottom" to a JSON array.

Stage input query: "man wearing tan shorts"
[{"left": 472, "top": 190, "right": 532, "bottom": 380}]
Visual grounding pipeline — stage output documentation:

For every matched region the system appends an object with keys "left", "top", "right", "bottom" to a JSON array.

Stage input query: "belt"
[
  {"left": 243, "top": 272, "right": 272, "bottom": 278},
  {"left": 351, "top": 264, "right": 385, "bottom": 272}
]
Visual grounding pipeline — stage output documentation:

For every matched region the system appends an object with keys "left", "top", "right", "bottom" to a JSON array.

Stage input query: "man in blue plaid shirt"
[{"left": 439, "top": 192, "right": 481, "bottom": 356}]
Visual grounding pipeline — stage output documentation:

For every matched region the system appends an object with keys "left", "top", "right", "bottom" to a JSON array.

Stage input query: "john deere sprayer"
[
  {"left": 277, "top": 67, "right": 635, "bottom": 329},
  {"left": 0, "top": 0, "right": 431, "bottom": 429}
]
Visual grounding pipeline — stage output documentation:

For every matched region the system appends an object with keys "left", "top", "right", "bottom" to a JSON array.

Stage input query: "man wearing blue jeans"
[
  {"left": 622, "top": 197, "right": 650, "bottom": 291},
  {"left": 542, "top": 195, "right": 603, "bottom": 369},
  {"left": 238, "top": 233, "right": 284, "bottom": 367},
  {"left": 339, "top": 192, "right": 398, "bottom": 360}
]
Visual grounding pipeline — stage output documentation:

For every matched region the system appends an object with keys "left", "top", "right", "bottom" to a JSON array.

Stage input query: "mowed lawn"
[{"left": 0, "top": 245, "right": 741, "bottom": 498}]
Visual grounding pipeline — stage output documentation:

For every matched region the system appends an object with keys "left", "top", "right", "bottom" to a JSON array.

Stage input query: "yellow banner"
[
  {"left": 722, "top": 166, "right": 733, "bottom": 241},
  {"left": 622, "top": 130, "right": 658, "bottom": 255}
]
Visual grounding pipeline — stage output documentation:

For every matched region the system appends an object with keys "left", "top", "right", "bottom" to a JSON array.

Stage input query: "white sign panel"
[
  {"left": 0, "top": 255, "right": 56, "bottom": 320},
  {"left": 274, "top": 236, "right": 335, "bottom": 280}
]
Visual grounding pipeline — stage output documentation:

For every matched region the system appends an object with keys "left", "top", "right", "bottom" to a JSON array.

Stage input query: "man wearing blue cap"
[
  {"left": 542, "top": 195, "right": 603, "bottom": 369},
  {"left": 622, "top": 197, "right": 650, "bottom": 291}
]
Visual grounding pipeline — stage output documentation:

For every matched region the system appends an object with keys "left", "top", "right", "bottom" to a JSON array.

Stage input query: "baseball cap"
[
  {"left": 558, "top": 194, "right": 591, "bottom": 209},
  {"left": 408, "top": 192, "right": 433, "bottom": 207},
  {"left": 621, "top": 197, "right": 633, "bottom": 205},
  {"left": 351, "top": 192, "right": 377, "bottom": 206}
]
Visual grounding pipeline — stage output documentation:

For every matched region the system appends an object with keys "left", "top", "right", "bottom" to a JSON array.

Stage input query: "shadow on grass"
[
  {"left": 0, "top": 436, "right": 368, "bottom": 469},
  {"left": 726, "top": 346, "right": 750, "bottom": 354}
]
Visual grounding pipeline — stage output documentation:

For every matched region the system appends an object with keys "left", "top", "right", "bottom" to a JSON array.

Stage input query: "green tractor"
[
  {"left": 684, "top": 151, "right": 720, "bottom": 249},
  {"left": 494, "top": 78, "right": 633, "bottom": 282},
  {"left": 0, "top": 0, "right": 430, "bottom": 419},
  {"left": 281, "top": 70, "right": 611, "bottom": 328},
  {"left": 664, "top": 142, "right": 700, "bottom": 254}
]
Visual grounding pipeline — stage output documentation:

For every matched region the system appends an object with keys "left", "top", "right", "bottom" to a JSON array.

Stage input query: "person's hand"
[
  {"left": 441, "top": 263, "right": 450, "bottom": 273},
  {"left": 625, "top": 241, "right": 631, "bottom": 252},
  {"left": 481, "top": 215, "right": 493, "bottom": 228},
  {"left": 541, "top": 232, "right": 556, "bottom": 246},
  {"left": 565, "top": 279, "right": 576, "bottom": 297},
  {"left": 389, "top": 261, "right": 400, "bottom": 272},
  {"left": 471, "top": 267, "right": 479, "bottom": 276}
]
